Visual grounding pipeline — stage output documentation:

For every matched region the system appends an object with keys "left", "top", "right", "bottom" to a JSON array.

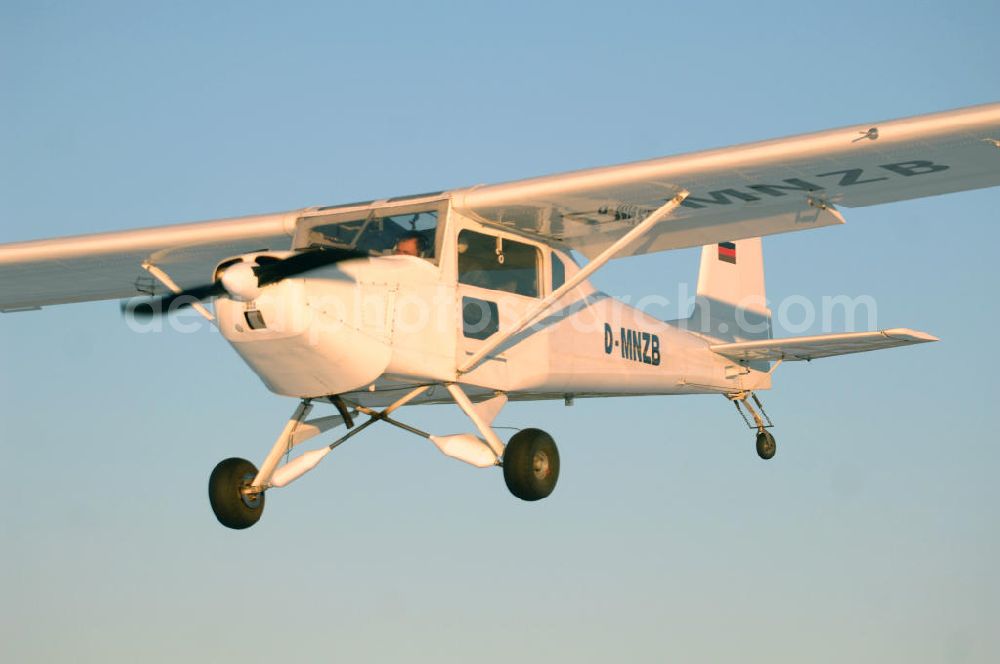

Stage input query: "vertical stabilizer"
[{"left": 688, "top": 238, "right": 771, "bottom": 342}]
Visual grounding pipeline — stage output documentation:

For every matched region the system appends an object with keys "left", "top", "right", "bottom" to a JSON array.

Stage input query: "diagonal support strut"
[{"left": 458, "top": 191, "right": 689, "bottom": 376}]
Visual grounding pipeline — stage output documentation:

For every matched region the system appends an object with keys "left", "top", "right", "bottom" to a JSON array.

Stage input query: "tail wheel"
[
  {"left": 208, "top": 457, "right": 265, "bottom": 530},
  {"left": 503, "top": 428, "right": 560, "bottom": 501},
  {"left": 756, "top": 430, "right": 777, "bottom": 460}
]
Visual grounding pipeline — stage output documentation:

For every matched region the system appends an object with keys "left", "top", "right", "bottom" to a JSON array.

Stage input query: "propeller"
[{"left": 124, "top": 246, "right": 366, "bottom": 318}]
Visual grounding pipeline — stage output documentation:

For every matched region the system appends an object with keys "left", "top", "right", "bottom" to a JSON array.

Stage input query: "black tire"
[
  {"left": 503, "top": 428, "right": 560, "bottom": 501},
  {"left": 756, "top": 430, "right": 777, "bottom": 460},
  {"left": 208, "top": 457, "right": 264, "bottom": 530}
]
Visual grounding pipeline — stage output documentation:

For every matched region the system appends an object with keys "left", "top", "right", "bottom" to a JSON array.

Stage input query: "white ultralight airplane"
[{"left": 2, "top": 103, "right": 999, "bottom": 529}]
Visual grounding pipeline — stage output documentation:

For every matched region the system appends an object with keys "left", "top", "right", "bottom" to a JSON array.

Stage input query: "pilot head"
[{"left": 393, "top": 231, "right": 430, "bottom": 257}]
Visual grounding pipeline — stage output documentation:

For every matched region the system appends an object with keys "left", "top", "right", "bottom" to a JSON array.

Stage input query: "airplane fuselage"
[{"left": 214, "top": 245, "right": 769, "bottom": 407}]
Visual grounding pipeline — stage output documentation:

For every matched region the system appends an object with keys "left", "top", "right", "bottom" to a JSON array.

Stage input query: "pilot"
[{"left": 393, "top": 231, "right": 430, "bottom": 258}]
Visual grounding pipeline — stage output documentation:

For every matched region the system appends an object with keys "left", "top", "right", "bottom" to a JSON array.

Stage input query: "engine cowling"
[{"left": 215, "top": 276, "right": 392, "bottom": 397}]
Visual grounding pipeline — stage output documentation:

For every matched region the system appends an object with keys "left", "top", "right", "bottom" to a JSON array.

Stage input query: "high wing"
[
  {"left": 709, "top": 328, "right": 938, "bottom": 363},
  {"left": 0, "top": 212, "right": 297, "bottom": 310},
  {"left": 453, "top": 103, "right": 1000, "bottom": 258},
  {"left": 1, "top": 103, "right": 998, "bottom": 310}
]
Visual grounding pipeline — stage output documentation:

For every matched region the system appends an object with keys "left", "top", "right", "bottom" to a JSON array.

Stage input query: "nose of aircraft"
[
  {"left": 216, "top": 276, "right": 393, "bottom": 398},
  {"left": 219, "top": 261, "right": 261, "bottom": 301}
]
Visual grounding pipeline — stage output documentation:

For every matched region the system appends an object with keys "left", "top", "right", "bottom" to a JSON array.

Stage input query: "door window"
[{"left": 457, "top": 230, "right": 540, "bottom": 297}]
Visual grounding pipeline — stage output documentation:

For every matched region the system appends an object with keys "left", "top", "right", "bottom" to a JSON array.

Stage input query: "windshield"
[{"left": 304, "top": 209, "right": 439, "bottom": 260}]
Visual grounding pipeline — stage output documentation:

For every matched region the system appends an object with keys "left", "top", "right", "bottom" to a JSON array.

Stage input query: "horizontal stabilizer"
[{"left": 709, "top": 328, "right": 938, "bottom": 362}]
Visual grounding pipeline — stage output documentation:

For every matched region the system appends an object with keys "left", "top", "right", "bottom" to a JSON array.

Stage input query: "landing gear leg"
[
  {"left": 444, "top": 384, "right": 561, "bottom": 501},
  {"left": 730, "top": 392, "right": 777, "bottom": 460},
  {"left": 207, "top": 399, "right": 314, "bottom": 529},
  {"left": 211, "top": 386, "right": 432, "bottom": 525}
]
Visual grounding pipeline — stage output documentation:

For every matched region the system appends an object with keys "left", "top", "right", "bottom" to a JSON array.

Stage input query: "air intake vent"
[{"left": 244, "top": 309, "right": 267, "bottom": 330}]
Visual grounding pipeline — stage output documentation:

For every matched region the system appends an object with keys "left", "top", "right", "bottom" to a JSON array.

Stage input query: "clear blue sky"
[{"left": 1, "top": 1, "right": 998, "bottom": 662}]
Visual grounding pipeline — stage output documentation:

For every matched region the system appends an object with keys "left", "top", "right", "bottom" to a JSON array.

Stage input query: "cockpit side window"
[
  {"left": 457, "top": 229, "right": 540, "bottom": 298},
  {"left": 551, "top": 253, "right": 566, "bottom": 292}
]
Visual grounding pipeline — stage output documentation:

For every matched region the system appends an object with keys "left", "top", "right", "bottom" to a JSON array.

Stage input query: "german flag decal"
[{"left": 718, "top": 241, "right": 736, "bottom": 264}]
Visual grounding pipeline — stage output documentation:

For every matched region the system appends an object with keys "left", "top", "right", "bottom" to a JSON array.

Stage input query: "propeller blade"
[
  {"left": 253, "top": 247, "right": 367, "bottom": 286},
  {"left": 122, "top": 281, "right": 226, "bottom": 319},
  {"left": 121, "top": 246, "right": 366, "bottom": 318}
]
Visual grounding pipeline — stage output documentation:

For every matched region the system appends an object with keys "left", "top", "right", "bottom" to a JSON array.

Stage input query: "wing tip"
[{"left": 882, "top": 327, "right": 940, "bottom": 343}]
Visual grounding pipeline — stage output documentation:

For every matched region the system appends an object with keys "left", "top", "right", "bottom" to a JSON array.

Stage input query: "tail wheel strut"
[{"left": 730, "top": 392, "right": 777, "bottom": 461}]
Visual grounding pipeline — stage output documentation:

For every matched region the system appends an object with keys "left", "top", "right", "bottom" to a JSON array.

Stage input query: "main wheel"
[
  {"left": 756, "top": 430, "right": 777, "bottom": 460},
  {"left": 208, "top": 457, "right": 264, "bottom": 529},
  {"left": 503, "top": 428, "right": 560, "bottom": 501}
]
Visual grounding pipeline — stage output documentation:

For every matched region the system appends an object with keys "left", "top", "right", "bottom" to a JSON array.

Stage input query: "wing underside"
[{"left": 454, "top": 103, "right": 1000, "bottom": 258}]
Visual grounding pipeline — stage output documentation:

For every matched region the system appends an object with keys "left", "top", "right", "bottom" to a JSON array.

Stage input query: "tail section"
[{"left": 688, "top": 238, "right": 771, "bottom": 342}]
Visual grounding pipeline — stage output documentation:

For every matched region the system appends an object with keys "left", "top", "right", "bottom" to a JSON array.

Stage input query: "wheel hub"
[
  {"left": 532, "top": 450, "right": 550, "bottom": 479},
  {"left": 240, "top": 472, "right": 262, "bottom": 509}
]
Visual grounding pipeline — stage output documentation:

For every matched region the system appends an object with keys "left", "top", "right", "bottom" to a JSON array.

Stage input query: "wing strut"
[
  {"left": 141, "top": 261, "right": 215, "bottom": 321},
  {"left": 458, "top": 191, "right": 690, "bottom": 375}
]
